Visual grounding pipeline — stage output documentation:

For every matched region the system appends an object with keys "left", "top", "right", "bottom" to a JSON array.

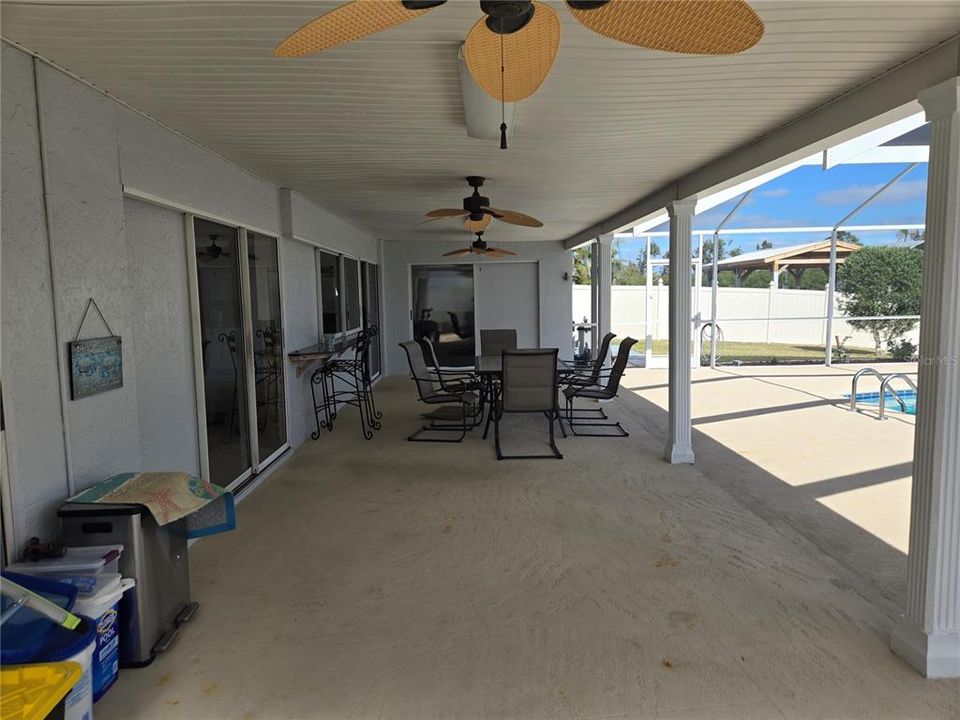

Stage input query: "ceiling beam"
[{"left": 564, "top": 35, "right": 960, "bottom": 250}]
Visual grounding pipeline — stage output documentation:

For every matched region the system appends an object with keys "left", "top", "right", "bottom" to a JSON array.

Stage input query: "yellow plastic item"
[{"left": 1, "top": 662, "right": 82, "bottom": 720}]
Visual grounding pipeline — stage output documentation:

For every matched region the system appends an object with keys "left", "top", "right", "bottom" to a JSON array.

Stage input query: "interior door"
[{"left": 475, "top": 262, "right": 540, "bottom": 350}]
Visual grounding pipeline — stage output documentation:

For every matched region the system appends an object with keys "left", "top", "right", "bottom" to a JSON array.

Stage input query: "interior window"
[
  {"left": 343, "top": 257, "right": 362, "bottom": 332},
  {"left": 317, "top": 250, "right": 341, "bottom": 335}
]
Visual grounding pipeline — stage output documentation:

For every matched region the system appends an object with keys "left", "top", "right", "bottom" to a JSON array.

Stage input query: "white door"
[{"left": 475, "top": 262, "right": 540, "bottom": 350}]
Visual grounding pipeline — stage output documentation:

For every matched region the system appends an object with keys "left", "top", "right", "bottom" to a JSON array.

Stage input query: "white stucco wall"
[
  {"left": 1, "top": 46, "right": 69, "bottom": 546},
  {"left": 1, "top": 44, "right": 377, "bottom": 553},
  {"left": 380, "top": 240, "right": 573, "bottom": 376}
]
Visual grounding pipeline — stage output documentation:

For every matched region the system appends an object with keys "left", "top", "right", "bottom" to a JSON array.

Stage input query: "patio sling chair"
[
  {"left": 494, "top": 348, "right": 563, "bottom": 460},
  {"left": 562, "top": 337, "right": 638, "bottom": 437},
  {"left": 480, "top": 328, "right": 517, "bottom": 357},
  {"left": 563, "top": 331, "right": 617, "bottom": 420},
  {"left": 399, "top": 340, "right": 482, "bottom": 442}
]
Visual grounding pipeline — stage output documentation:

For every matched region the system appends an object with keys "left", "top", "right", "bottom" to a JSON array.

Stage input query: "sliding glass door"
[
  {"left": 192, "top": 218, "right": 288, "bottom": 490},
  {"left": 193, "top": 219, "right": 252, "bottom": 488},
  {"left": 411, "top": 265, "right": 475, "bottom": 367},
  {"left": 248, "top": 232, "right": 287, "bottom": 463},
  {"left": 361, "top": 261, "right": 382, "bottom": 378}
]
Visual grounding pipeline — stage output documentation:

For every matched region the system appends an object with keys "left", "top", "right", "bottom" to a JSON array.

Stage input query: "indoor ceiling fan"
[
  {"left": 443, "top": 231, "right": 517, "bottom": 258},
  {"left": 423, "top": 176, "right": 543, "bottom": 231},
  {"left": 274, "top": 1, "right": 764, "bottom": 146},
  {"left": 197, "top": 234, "right": 230, "bottom": 259}
]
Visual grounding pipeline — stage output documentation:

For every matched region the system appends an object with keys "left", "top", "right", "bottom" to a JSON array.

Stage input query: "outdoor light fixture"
[{"left": 458, "top": 44, "right": 516, "bottom": 143}]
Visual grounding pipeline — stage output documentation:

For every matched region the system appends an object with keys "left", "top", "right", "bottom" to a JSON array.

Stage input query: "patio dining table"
[{"left": 474, "top": 353, "right": 585, "bottom": 439}]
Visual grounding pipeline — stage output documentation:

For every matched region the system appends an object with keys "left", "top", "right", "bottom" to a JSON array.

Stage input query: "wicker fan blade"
[
  {"left": 486, "top": 247, "right": 518, "bottom": 258},
  {"left": 463, "top": 1, "right": 561, "bottom": 102},
  {"left": 426, "top": 208, "right": 469, "bottom": 218},
  {"left": 465, "top": 215, "right": 493, "bottom": 232},
  {"left": 423, "top": 208, "right": 470, "bottom": 221},
  {"left": 443, "top": 247, "right": 473, "bottom": 257},
  {"left": 483, "top": 207, "right": 543, "bottom": 228},
  {"left": 275, "top": 1, "right": 445, "bottom": 58},
  {"left": 566, "top": 0, "right": 763, "bottom": 55}
]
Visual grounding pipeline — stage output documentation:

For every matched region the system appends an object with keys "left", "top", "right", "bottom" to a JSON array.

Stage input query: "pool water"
[{"left": 850, "top": 389, "right": 917, "bottom": 415}]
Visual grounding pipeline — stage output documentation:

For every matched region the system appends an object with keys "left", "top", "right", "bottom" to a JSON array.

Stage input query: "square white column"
[
  {"left": 664, "top": 199, "right": 696, "bottom": 464},
  {"left": 598, "top": 233, "right": 614, "bottom": 363},
  {"left": 890, "top": 76, "right": 960, "bottom": 679}
]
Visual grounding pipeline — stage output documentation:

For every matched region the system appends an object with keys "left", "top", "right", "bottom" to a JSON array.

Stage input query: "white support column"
[
  {"left": 598, "top": 233, "right": 614, "bottom": 363},
  {"left": 891, "top": 76, "right": 960, "bottom": 679},
  {"left": 664, "top": 199, "right": 696, "bottom": 464}
]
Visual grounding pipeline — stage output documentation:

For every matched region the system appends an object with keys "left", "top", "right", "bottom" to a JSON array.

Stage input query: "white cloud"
[
  {"left": 758, "top": 188, "right": 789, "bottom": 198},
  {"left": 814, "top": 179, "right": 927, "bottom": 207}
]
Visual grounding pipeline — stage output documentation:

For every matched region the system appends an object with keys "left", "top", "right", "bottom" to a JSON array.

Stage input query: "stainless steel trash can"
[{"left": 58, "top": 502, "right": 195, "bottom": 667}]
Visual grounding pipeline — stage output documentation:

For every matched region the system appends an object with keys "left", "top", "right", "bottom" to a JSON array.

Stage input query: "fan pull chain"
[{"left": 499, "top": 18, "right": 507, "bottom": 150}]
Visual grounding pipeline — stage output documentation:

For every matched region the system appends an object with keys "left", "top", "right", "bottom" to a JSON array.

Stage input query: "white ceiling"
[{"left": 2, "top": 1, "right": 959, "bottom": 243}]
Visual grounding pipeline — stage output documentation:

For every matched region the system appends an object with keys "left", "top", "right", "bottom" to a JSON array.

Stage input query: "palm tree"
[{"left": 896, "top": 228, "right": 925, "bottom": 245}]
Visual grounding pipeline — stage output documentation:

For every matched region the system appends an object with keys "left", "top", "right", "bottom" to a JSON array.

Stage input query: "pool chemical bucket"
[
  {"left": 73, "top": 578, "right": 134, "bottom": 702},
  {"left": 1, "top": 573, "right": 96, "bottom": 720}
]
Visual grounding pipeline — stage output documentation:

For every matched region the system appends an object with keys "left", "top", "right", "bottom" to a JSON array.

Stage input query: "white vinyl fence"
[{"left": 572, "top": 284, "right": 920, "bottom": 350}]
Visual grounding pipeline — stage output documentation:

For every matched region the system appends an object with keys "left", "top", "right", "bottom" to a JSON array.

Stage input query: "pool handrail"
[
  {"left": 878, "top": 373, "right": 917, "bottom": 420},
  {"left": 849, "top": 368, "right": 886, "bottom": 412}
]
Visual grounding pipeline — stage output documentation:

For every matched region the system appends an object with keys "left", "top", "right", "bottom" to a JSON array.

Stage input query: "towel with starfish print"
[{"left": 70, "top": 472, "right": 235, "bottom": 536}]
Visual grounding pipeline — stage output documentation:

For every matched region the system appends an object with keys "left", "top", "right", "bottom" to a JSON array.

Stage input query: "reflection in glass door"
[
  {"left": 411, "top": 265, "right": 475, "bottom": 367},
  {"left": 248, "top": 232, "right": 287, "bottom": 463},
  {"left": 193, "top": 219, "right": 252, "bottom": 487}
]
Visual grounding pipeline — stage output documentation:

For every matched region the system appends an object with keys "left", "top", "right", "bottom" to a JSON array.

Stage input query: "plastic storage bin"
[
  {"left": 1, "top": 662, "right": 83, "bottom": 720},
  {"left": 9, "top": 547, "right": 123, "bottom": 597}
]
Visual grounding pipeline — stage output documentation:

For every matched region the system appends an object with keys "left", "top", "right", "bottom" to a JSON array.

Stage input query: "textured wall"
[
  {"left": 380, "top": 240, "right": 573, "bottom": 375},
  {"left": 1, "top": 44, "right": 377, "bottom": 552},
  {"left": 1, "top": 45, "right": 69, "bottom": 546},
  {"left": 280, "top": 237, "right": 321, "bottom": 448},
  {"left": 119, "top": 109, "right": 281, "bottom": 235},
  {"left": 124, "top": 199, "right": 201, "bottom": 474},
  {"left": 290, "top": 190, "right": 378, "bottom": 262},
  {"left": 38, "top": 63, "right": 145, "bottom": 489}
]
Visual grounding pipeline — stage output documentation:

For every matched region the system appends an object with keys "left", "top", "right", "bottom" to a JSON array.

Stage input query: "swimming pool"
[{"left": 849, "top": 389, "right": 917, "bottom": 415}]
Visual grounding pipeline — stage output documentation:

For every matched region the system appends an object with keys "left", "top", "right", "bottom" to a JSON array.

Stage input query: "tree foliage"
[{"left": 836, "top": 246, "right": 923, "bottom": 355}]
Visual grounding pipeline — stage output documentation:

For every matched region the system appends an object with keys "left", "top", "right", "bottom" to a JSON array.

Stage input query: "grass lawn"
[{"left": 615, "top": 339, "right": 883, "bottom": 363}]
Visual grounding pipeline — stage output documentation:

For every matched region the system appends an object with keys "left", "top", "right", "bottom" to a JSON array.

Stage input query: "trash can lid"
[{"left": 58, "top": 501, "right": 144, "bottom": 517}]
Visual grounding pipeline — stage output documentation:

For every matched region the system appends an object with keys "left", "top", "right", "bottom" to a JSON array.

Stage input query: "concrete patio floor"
[
  {"left": 98, "top": 369, "right": 958, "bottom": 720},
  {"left": 625, "top": 362, "right": 918, "bottom": 610}
]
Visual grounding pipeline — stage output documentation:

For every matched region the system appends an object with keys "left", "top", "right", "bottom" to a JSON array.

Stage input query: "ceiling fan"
[
  {"left": 274, "top": 1, "right": 764, "bottom": 146},
  {"left": 423, "top": 176, "right": 543, "bottom": 231},
  {"left": 197, "top": 234, "right": 230, "bottom": 259},
  {"left": 196, "top": 235, "right": 258, "bottom": 261},
  {"left": 444, "top": 231, "right": 517, "bottom": 258}
]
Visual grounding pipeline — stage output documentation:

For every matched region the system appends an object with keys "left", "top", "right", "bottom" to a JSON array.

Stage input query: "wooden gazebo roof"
[{"left": 717, "top": 239, "right": 861, "bottom": 275}]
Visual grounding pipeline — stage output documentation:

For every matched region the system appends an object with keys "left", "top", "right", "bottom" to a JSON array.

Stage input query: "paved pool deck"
[{"left": 624, "top": 361, "right": 918, "bottom": 609}]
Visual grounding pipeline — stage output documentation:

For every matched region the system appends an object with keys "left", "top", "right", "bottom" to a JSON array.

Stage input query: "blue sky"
[{"left": 618, "top": 162, "right": 927, "bottom": 261}]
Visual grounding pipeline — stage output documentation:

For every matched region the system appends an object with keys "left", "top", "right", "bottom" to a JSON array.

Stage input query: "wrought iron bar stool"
[{"left": 310, "top": 326, "right": 382, "bottom": 440}]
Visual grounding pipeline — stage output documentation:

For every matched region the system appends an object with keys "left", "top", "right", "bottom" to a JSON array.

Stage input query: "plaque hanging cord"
[{"left": 73, "top": 298, "right": 116, "bottom": 342}]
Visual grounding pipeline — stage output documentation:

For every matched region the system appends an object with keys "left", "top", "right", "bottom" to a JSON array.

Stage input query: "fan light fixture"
[{"left": 275, "top": 1, "right": 764, "bottom": 147}]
